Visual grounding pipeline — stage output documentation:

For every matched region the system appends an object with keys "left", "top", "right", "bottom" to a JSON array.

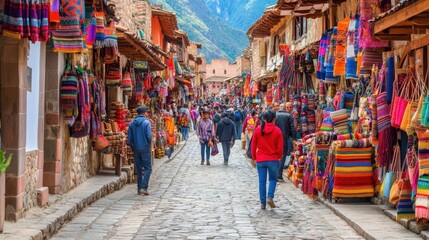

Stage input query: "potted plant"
[{"left": 0, "top": 150, "right": 12, "bottom": 233}]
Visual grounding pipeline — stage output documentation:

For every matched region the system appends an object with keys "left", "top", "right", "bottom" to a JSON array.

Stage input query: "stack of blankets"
[{"left": 332, "top": 146, "right": 374, "bottom": 198}]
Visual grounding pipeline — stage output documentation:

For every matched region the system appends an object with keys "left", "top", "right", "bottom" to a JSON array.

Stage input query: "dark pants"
[
  {"left": 234, "top": 121, "right": 242, "bottom": 140},
  {"left": 277, "top": 144, "right": 289, "bottom": 180},
  {"left": 134, "top": 149, "right": 152, "bottom": 190},
  {"left": 221, "top": 141, "right": 231, "bottom": 162}
]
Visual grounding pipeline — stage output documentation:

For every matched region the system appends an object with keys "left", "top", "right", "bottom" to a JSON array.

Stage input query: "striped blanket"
[
  {"left": 332, "top": 147, "right": 374, "bottom": 198},
  {"left": 418, "top": 131, "right": 429, "bottom": 176},
  {"left": 416, "top": 176, "right": 429, "bottom": 223}
]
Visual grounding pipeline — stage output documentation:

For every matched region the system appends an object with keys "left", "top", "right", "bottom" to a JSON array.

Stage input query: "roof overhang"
[
  {"left": 373, "top": 0, "right": 429, "bottom": 41},
  {"left": 166, "top": 30, "right": 190, "bottom": 47},
  {"left": 275, "top": 0, "right": 343, "bottom": 18},
  {"left": 151, "top": 8, "right": 179, "bottom": 38},
  {"left": 247, "top": 7, "right": 284, "bottom": 38},
  {"left": 256, "top": 71, "right": 278, "bottom": 82},
  {"left": 116, "top": 27, "right": 167, "bottom": 71}
]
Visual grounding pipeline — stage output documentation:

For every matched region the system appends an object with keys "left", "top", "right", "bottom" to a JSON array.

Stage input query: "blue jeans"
[
  {"left": 221, "top": 141, "right": 231, "bottom": 162},
  {"left": 200, "top": 141, "right": 211, "bottom": 161},
  {"left": 257, "top": 161, "right": 279, "bottom": 205},
  {"left": 182, "top": 127, "right": 189, "bottom": 140},
  {"left": 134, "top": 149, "right": 152, "bottom": 191},
  {"left": 235, "top": 122, "right": 242, "bottom": 140}
]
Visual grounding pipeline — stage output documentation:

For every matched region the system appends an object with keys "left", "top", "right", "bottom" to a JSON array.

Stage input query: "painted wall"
[
  {"left": 205, "top": 59, "right": 238, "bottom": 79},
  {"left": 151, "top": 16, "right": 164, "bottom": 48},
  {"left": 26, "top": 42, "right": 41, "bottom": 151}
]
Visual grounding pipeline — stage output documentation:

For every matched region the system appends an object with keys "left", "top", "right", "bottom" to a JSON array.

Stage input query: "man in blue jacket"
[
  {"left": 128, "top": 106, "right": 152, "bottom": 195},
  {"left": 216, "top": 112, "right": 236, "bottom": 165}
]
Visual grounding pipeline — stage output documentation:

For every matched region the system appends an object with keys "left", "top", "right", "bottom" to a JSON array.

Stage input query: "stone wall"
[
  {"left": 24, "top": 151, "right": 39, "bottom": 211},
  {"left": 111, "top": 0, "right": 152, "bottom": 39},
  {"left": 251, "top": 38, "right": 263, "bottom": 80},
  {"left": 61, "top": 126, "right": 90, "bottom": 193}
]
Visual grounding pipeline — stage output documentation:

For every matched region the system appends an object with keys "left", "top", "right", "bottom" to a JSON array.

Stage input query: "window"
[
  {"left": 294, "top": 17, "right": 307, "bottom": 40},
  {"left": 213, "top": 69, "right": 215, "bottom": 74},
  {"left": 272, "top": 34, "right": 280, "bottom": 56},
  {"left": 224, "top": 70, "right": 227, "bottom": 75}
]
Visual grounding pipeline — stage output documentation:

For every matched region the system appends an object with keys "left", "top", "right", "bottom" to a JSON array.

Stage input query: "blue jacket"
[{"left": 128, "top": 115, "right": 152, "bottom": 151}]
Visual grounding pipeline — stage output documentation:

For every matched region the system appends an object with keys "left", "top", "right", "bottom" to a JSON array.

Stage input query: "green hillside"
[{"left": 150, "top": 0, "right": 249, "bottom": 62}]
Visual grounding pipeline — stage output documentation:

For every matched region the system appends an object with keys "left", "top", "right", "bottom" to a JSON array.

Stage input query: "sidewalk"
[
  {"left": 244, "top": 155, "right": 423, "bottom": 240},
  {"left": 0, "top": 140, "right": 187, "bottom": 240}
]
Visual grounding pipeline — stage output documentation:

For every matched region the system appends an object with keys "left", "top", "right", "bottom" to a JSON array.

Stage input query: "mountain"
[
  {"left": 204, "top": 0, "right": 277, "bottom": 32},
  {"left": 149, "top": 0, "right": 274, "bottom": 62}
]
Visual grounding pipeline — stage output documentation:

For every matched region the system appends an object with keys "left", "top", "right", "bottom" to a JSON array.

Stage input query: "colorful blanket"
[{"left": 332, "top": 147, "right": 374, "bottom": 198}]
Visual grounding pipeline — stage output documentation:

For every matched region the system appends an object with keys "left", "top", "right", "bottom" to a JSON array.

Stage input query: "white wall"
[{"left": 26, "top": 42, "right": 41, "bottom": 151}]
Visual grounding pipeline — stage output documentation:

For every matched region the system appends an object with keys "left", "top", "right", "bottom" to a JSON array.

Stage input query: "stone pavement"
[
  {"left": 0, "top": 139, "right": 187, "bottom": 240},
  {"left": 51, "top": 134, "right": 362, "bottom": 240}
]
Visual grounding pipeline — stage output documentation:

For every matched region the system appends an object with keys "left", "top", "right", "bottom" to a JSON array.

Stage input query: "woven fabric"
[
  {"left": 346, "top": 16, "right": 360, "bottom": 79},
  {"left": 2, "top": 0, "right": 49, "bottom": 42},
  {"left": 418, "top": 131, "right": 429, "bottom": 176},
  {"left": 416, "top": 176, "right": 429, "bottom": 222},
  {"left": 330, "top": 109, "right": 349, "bottom": 134},
  {"left": 316, "top": 32, "right": 329, "bottom": 80},
  {"left": 377, "top": 92, "right": 391, "bottom": 132},
  {"left": 95, "top": 11, "right": 105, "bottom": 47},
  {"left": 360, "top": 50, "right": 383, "bottom": 75},
  {"left": 104, "top": 21, "right": 117, "bottom": 47},
  {"left": 325, "top": 28, "right": 339, "bottom": 83},
  {"left": 333, "top": 18, "right": 350, "bottom": 76},
  {"left": 332, "top": 147, "right": 374, "bottom": 198}
]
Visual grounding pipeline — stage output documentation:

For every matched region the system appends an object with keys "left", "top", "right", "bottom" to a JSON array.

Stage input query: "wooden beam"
[
  {"left": 398, "top": 33, "right": 429, "bottom": 68},
  {"left": 374, "top": 34, "right": 411, "bottom": 41},
  {"left": 374, "top": 0, "right": 429, "bottom": 34},
  {"left": 388, "top": 27, "right": 428, "bottom": 35}
]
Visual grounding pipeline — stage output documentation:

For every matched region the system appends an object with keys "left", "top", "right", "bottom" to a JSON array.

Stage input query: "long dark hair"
[{"left": 261, "top": 110, "right": 276, "bottom": 136}]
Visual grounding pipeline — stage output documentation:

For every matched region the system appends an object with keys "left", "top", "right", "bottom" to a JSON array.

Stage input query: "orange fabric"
[{"left": 165, "top": 116, "right": 175, "bottom": 145}]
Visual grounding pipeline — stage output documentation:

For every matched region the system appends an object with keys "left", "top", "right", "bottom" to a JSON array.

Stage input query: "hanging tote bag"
[{"left": 385, "top": 144, "right": 400, "bottom": 200}]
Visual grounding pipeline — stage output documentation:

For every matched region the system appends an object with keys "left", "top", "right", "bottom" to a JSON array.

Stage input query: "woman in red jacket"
[{"left": 251, "top": 110, "right": 284, "bottom": 209}]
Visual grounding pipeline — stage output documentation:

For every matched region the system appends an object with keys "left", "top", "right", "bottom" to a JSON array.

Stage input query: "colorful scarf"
[
  {"left": 333, "top": 18, "right": 350, "bottom": 76},
  {"left": 325, "top": 28, "right": 339, "bottom": 83},
  {"left": 316, "top": 32, "right": 329, "bottom": 80},
  {"left": 2, "top": 0, "right": 49, "bottom": 42},
  {"left": 397, "top": 179, "right": 414, "bottom": 221},
  {"left": 346, "top": 15, "right": 360, "bottom": 79}
]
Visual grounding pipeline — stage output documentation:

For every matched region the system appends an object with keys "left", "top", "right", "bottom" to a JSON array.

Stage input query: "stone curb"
[
  {"left": 1, "top": 172, "right": 128, "bottom": 240},
  {"left": 317, "top": 198, "right": 377, "bottom": 240}
]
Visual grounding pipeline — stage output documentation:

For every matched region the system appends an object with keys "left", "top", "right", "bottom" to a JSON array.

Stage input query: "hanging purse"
[{"left": 385, "top": 144, "right": 400, "bottom": 200}]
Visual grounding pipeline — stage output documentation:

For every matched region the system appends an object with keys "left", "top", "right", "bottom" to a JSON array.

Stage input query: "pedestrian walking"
[
  {"left": 127, "top": 106, "right": 152, "bottom": 195},
  {"left": 196, "top": 110, "right": 214, "bottom": 165},
  {"left": 179, "top": 105, "right": 192, "bottom": 140},
  {"left": 216, "top": 112, "right": 236, "bottom": 165},
  {"left": 275, "top": 103, "right": 297, "bottom": 182},
  {"left": 242, "top": 110, "right": 258, "bottom": 150},
  {"left": 251, "top": 110, "right": 283, "bottom": 209},
  {"left": 233, "top": 107, "right": 243, "bottom": 140}
]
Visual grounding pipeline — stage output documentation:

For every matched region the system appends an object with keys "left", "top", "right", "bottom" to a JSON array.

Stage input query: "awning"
[
  {"left": 373, "top": 0, "right": 429, "bottom": 41},
  {"left": 256, "top": 71, "right": 278, "bottom": 82},
  {"left": 116, "top": 26, "right": 167, "bottom": 71}
]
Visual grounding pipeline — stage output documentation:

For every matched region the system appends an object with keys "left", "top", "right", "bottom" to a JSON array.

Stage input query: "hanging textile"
[
  {"left": 2, "top": 0, "right": 50, "bottom": 42},
  {"left": 333, "top": 18, "right": 350, "bottom": 76},
  {"left": 346, "top": 15, "right": 360, "bottom": 79},
  {"left": 325, "top": 28, "right": 339, "bottom": 83},
  {"left": 316, "top": 32, "right": 330, "bottom": 81}
]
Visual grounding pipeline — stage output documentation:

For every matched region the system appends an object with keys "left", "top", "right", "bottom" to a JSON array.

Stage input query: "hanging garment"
[
  {"left": 324, "top": 28, "right": 339, "bottom": 83},
  {"left": 2, "top": 0, "right": 50, "bottom": 42},
  {"left": 333, "top": 18, "right": 350, "bottom": 76},
  {"left": 346, "top": 16, "right": 360, "bottom": 79}
]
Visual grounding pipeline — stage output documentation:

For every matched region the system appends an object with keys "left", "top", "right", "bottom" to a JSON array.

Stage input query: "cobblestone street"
[{"left": 52, "top": 134, "right": 362, "bottom": 240}]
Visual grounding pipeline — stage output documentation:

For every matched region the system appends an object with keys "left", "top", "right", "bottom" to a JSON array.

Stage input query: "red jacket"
[{"left": 251, "top": 123, "right": 283, "bottom": 162}]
